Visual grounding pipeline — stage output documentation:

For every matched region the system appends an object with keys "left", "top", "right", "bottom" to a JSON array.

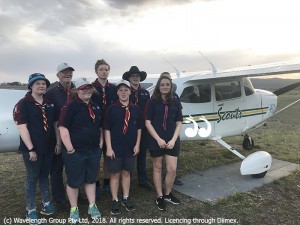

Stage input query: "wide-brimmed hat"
[
  {"left": 116, "top": 80, "right": 131, "bottom": 89},
  {"left": 74, "top": 77, "right": 92, "bottom": 90},
  {"left": 122, "top": 66, "right": 147, "bottom": 82},
  {"left": 28, "top": 73, "right": 50, "bottom": 89},
  {"left": 57, "top": 63, "right": 75, "bottom": 74}
]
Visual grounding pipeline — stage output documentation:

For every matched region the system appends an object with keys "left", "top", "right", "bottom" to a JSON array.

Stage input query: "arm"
[
  {"left": 53, "top": 121, "right": 62, "bottom": 155},
  {"left": 17, "top": 124, "right": 37, "bottom": 161},
  {"left": 104, "top": 129, "right": 115, "bottom": 159},
  {"left": 59, "top": 126, "right": 75, "bottom": 154},
  {"left": 145, "top": 120, "right": 166, "bottom": 148},
  {"left": 99, "top": 127, "right": 104, "bottom": 149},
  {"left": 133, "top": 129, "right": 141, "bottom": 156},
  {"left": 166, "top": 121, "right": 182, "bottom": 149}
]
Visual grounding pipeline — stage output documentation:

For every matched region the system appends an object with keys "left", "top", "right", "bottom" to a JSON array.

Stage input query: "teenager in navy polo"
[
  {"left": 13, "top": 73, "right": 57, "bottom": 223},
  {"left": 45, "top": 62, "right": 75, "bottom": 211},
  {"left": 91, "top": 59, "right": 118, "bottom": 197},
  {"left": 104, "top": 80, "right": 141, "bottom": 215},
  {"left": 58, "top": 77, "right": 102, "bottom": 223},
  {"left": 145, "top": 75, "right": 183, "bottom": 211},
  {"left": 122, "top": 66, "right": 152, "bottom": 191}
]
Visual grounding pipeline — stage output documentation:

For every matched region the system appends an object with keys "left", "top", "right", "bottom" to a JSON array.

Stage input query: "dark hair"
[
  {"left": 95, "top": 59, "right": 110, "bottom": 72},
  {"left": 152, "top": 76, "right": 173, "bottom": 104}
]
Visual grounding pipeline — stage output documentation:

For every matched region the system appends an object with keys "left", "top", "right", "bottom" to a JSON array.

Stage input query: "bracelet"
[{"left": 28, "top": 148, "right": 35, "bottom": 152}]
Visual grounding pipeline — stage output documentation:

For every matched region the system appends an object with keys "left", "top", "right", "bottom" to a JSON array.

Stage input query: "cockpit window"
[
  {"left": 215, "top": 80, "right": 241, "bottom": 101},
  {"left": 180, "top": 84, "right": 211, "bottom": 103},
  {"left": 243, "top": 78, "right": 255, "bottom": 96}
]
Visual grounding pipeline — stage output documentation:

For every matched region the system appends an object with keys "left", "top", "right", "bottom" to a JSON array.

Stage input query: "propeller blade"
[{"left": 273, "top": 82, "right": 300, "bottom": 96}]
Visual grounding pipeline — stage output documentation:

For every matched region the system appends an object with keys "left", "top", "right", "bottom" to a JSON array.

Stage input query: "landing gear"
[
  {"left": 251, "top": 171, "right": 267, "bottom": 178},
  {"left": 243, "top": 135, "right": 254, "bottom": 150}
]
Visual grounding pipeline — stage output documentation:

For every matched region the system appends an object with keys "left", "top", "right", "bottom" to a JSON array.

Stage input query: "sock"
[
  {"left": 71, "top": 207, "right": 78, "bottom": 212},
  {"left": 113, "top": 198, "right": 118, "bottom": 202},
  {"left": 89, "top": 204, "right": 95, "bottom": 208},
  {"left": 123, "top": 196, "right": 128, "bottom": 200}
]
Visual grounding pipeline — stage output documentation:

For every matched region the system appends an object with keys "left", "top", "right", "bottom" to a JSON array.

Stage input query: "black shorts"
[
  {"left": 107, "top": 157, "right": 136, "bottom": 174},
  {"left": 149, "top": 146, "right": 179, "bottom": 157}
]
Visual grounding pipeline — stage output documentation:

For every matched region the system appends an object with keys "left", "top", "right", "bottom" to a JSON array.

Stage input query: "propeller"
[{"left": 273, "top": 81, "right": 300, "bottom": 96}]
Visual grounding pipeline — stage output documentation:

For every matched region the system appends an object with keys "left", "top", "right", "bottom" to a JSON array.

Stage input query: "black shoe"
[
  {"left": 54, "top": 200, "right": 70, "bottom": 212},
  {"left": 111, "top": 200, "right": 121, "bottom": 215},
  {"left": 174, "top": 178, "right": 184, "bottom": 186},
  {"left": 156, "top": 196, "right": 166, "bottom": 211},
  {"left": 139, "top": 182, "right": 153, "bottom": 191},
  {"left": 121, "top": 198, "right": 135, "bottom": 212},
  {"left": 164, "top": 192, "right": 181, "bottom": 205}
]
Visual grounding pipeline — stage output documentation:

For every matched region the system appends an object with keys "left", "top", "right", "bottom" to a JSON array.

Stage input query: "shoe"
[
  {"left": 138, "top": 182, "right": 153, "bottom": 191},
  {"left": 26, "top": 210, "right": 39, "bottom": 225},
  {"left": 121, "top": 198, "right": 135, "bottom": 212},
  {"left": 88, "top": 204, "right": 101, "bottom": 219},
  {"left": 156, "top": 196, "right": 166, "bottom": 211},
  {"left": 103, "top": 184, "right": 112, "bottom": 196},
  {"left": 54, "top": 200, "right": 70, "bottom": 212},
  {"left": 40, "top": 202, "right": 56, "bottom": 215},
  {"left": 110, "top": 200, "right": 121, "bottom": 215},
  {"left": 96, "top": 185, "right": 101, "bottom": 201},
  {"left": 164, "top": 192, "right": 181, "bottom": 205},
  {"left": 174, "top": 177, "right": 184, "bottom": 186},
  {"left": 69, "top": 207, "right": 79, "bottom": 225}
]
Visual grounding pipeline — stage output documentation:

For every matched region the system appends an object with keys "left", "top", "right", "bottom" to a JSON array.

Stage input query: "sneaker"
[
  {"left": 121, "top": 198, "right": 135, "bottom": 212},
  {"left": 164, "top": 192, "right": 181, "bottom": 205},
  {"left": 96, "top": 185, "right": 101, "bottom": 201},
  {"left": 26, "top": 210, "right": 39, "bottom": 225},
  {"left": 88, "top": 204, "right": 101, "bottom": 219},
  {"left": 156, "top": 196, "right": 166, "bottom": 211},
  {"left": 110, "top": 200, "right": 121, "bottom": 215},
  {"left": 40, "top": 202, "right": 55, "bottom": 215},
  {"left": 69, "top": 207, "right": 79, "bottom": 225},
  {"left": 174, "top": 177, "right": 184, "bottom": 186}
]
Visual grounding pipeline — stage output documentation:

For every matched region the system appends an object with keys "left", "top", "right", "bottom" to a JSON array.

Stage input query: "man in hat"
[
  {"left": 104, "top": 80, "right": 141, "bottom": 215},
  {"left": 45, "top": 63, "right": 75, "bottom": 211},
  {"left": 122, "top": 66, "right": 152, "bottom": 190}
]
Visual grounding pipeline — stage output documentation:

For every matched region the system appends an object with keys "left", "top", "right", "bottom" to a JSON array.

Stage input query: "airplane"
[{"left": 1, "top": 60, "right": 300, "bottom": 179}]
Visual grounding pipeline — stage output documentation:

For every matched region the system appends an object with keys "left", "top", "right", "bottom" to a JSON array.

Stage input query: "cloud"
[{"left": 106, "top": 0, "right": 197, "bottom": 9}]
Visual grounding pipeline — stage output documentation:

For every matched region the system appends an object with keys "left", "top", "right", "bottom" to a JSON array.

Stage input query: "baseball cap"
[
  {"left": 57, "top": 63, "right": 75, "bottom": 74},
  {"left": 74, "top": 77, "right": 92, "bottom": 90},
  {"left": 116, "top": 80, "right": 131, "bottom": 89}
]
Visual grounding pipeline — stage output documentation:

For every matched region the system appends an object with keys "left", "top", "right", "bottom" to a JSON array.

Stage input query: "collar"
[
  {"left": 25, "top": 92, "right": 51, "bottom": 104},
  {"left": 58, "top": 82, "right": 75, "bottom": 92},
  {"left": 92, "top": 79, "right": 111, "bottom": 88}
]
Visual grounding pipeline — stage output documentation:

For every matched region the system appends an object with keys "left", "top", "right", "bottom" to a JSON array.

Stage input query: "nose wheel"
[{"left": 243, "top": 135, "right": 254, "bottom": 150}]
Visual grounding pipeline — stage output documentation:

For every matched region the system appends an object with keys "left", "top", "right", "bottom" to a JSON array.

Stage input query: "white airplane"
[{"left": 1, "top": 60, "right": 300, "bottom": 178}]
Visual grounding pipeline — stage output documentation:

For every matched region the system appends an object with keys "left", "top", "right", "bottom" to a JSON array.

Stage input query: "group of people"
[{"left": 13, "top": 59, "right": 183, "bottom": 225}]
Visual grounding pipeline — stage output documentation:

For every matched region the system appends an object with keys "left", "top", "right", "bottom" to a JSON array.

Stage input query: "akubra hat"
[{"left": 122, "top": 66, "right": 147, "bottom": 82}]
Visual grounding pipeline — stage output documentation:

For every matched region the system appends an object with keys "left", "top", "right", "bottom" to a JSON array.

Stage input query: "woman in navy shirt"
[
  {"left": 13, "top": 73, "right": 57, "bottom": 224},
  {"left": 145, "top": 75, "right": 183, "bottom": 211},
  {"left": 58, "top": 77, "right": 102, "bottom": 223}
]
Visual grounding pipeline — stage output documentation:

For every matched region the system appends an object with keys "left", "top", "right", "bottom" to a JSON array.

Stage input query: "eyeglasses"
[
  {"left": 130, "top": 74, "right": 140, "bottom": 78},
  {"left": 79, "top": 86, "right": 94, "bottom": 91}
]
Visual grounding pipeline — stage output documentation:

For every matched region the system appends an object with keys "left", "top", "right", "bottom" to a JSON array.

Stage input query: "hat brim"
[
  {"left": 58, "top": 67, "right": 75, "bottom": 74},
  {"left": 28, "top": 78, "right": 50, "bottom": 89},
  {"left": 122, "top": 71, "right": 147, "bottom": 82},
  {"left": 117, "top": 83, "right": 131, "bottom": 89},
  {"left": 77, "top": 84, "right": 93, "bottom": 90}
]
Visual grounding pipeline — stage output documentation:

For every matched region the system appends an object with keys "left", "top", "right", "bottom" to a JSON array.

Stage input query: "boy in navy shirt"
[{"left": 104, "top": 80, "right": 141, "bottom": 215}]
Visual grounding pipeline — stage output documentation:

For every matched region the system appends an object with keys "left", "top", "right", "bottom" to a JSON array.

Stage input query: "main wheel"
[
  {"left": 243, "top": 136, "right": 254, "bottom": 150},
  {"left": 251, "top": 171, "right": 267, "bottom": 178}
]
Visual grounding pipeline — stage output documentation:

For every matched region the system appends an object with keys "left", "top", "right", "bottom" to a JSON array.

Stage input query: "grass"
[{"left": 0, "top": 90, "right": 299, "bottom": 225}]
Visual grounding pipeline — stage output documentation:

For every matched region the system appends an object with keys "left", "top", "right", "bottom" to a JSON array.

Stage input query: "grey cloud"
[{"left": 106, "top": 0, "right": 197, "bottom": 9}]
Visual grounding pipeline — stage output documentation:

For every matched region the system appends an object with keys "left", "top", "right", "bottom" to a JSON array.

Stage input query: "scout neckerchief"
[
  {"left": 86, "top": 103, "right": 95, "bottom": 123},
  {"left": 121, "top": 103, "right": 131, "bottom": 135},
  {"left": 162, "top": 100, "right": 168, "bottom": 131},
  {"left": 131, "top": 85, "right": 141, "bottom": 105},
  {"left": 34, "top": 101, "right": 48, "bottom": 131}
]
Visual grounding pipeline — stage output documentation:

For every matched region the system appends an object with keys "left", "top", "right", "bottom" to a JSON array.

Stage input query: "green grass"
[{"left": 0, "top": 90, "right": 299, "bottom": 225}]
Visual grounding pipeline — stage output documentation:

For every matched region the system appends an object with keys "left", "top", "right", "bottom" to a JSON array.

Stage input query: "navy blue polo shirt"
[
  {"left": 145, "top": 98, "right": 183, "bottom": 151},
  {"left": 58, "top": 96, "right": 102, "bottom": 151},
  {"left": 91, "top": 79, "right": 118, "bottom": 113},
  {"left": 172, "top": 92, "right": 183, "bottom": 109},
  {"left": 13, "top": 92, "right": 58, "bottom": 154},
  {"left": 104, "top": 101, "right": 142, "bottom": 158}
]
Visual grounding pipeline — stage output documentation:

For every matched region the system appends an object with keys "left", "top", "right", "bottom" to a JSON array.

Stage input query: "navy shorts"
[
  {"left": 63, "top": 147, "right": 101, "bottom": 188},
  {"left": 107, "top": 157, "right": 135, "bottom": 174},
  {"left": 149, "top": 144, "right": 179, "bottom": 157}
]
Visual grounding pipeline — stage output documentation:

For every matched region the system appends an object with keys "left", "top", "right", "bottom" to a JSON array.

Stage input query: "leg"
[
  {"left": 152, "top": 156, "right": 163, "bottom": 197},
  {"left": 164, "top": 155, "right": 177, "bottom": 195},
  {"left": 121, "top": 170, "right": 131, "bottom": 197},
  {"left": 110, "top": 172, "right": 120, "bottom": 200}
]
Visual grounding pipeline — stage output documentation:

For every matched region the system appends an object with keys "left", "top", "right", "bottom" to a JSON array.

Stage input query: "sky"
[{"left": 1, "top": 0, "right": 300, "bottom": 83}]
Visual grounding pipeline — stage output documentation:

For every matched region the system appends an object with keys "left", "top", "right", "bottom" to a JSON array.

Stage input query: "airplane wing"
[{"left": 188, "top": 61, "right": 300, "bottom": 81}]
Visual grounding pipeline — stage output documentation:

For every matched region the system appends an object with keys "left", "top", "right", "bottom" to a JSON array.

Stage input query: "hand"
[
  {"left": 166, "top": 140, "right": 175, "bottom": 149},
  {"left": 55, "top": 144, "right": 62, "bottom": 155},
  {"left": 106, "top": 147, "right": 115, "bottom": 159},
  {"left": 29, "top": 151, "right": 37, "bottom": 161},
  {"left": 157, "top": 138, "right": 167, "bottom": 149},
  {"left": 133, "top": 145, "right": 140, "bottom": 156}
]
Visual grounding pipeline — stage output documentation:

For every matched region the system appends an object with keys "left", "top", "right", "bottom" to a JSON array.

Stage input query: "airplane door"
[{"left": 213, "top": 80, "right": 246, "bottom": 137}]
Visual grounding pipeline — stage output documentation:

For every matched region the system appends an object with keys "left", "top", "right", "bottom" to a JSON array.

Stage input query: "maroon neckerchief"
[
  {"left": 86, "top": 103, "right": 96, "bottom": 123},
  {"left": 92, "top": 79, "right": 112, "bottom": 108},
  {"left": 131, "top": 85, "right": 141, "bottom": 105},
  {"left": 117, "top": 101, "right": 131, "bottom": 135},
  {"left": 34, "top": 101, "right": 48, "bottom": 131},
  {"left": 59, "top": 82, "right": 74, "bottom": 104},
  {"left": 162, "top": 100, "right": 169, "bottom": 131}
]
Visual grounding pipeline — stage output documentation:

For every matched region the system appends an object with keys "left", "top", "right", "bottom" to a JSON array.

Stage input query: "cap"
[
  {"left": 116, "top": 79, "right": 131, "bottom": 89},
  {"left": 28, "top": 73, "right": 50, "bottom": 90},
  {"left": 57, "top": 63, "right": 75, "bottom": 73},
  {"left": 73, "top": 77, "right": 92, "bottom": 90}
]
